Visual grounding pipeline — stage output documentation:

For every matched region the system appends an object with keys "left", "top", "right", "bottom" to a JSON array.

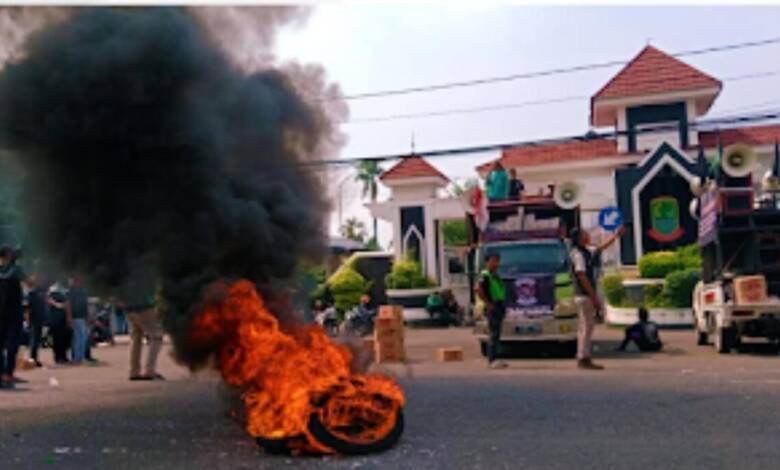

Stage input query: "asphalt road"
[{"left": 2, "top": 326, "right": 780, "bottom": 470}]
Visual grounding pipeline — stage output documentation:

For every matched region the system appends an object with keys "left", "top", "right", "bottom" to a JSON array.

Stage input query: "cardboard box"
[
  {"left": 378, "top": 305, "right": 403, "bottom": 322},
  {"left": 375, "top": 348, "right": 405, "bottom": 363},
  {"left": 734, "top": 275, "right": 768, "bottom": 304},
  {"left": 437, "top": 347, "right": 464, "bottom": 362},
  {"left": 375, "top": 316, "right": 404, "bottom": 339}
]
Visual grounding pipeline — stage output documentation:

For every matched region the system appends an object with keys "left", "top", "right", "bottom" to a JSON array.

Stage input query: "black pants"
[
  {"left": 1, "top": 321, "right": 22, "bottom": 376},
  {"left": 50, "top": 322, "right": 71, "bottom": 363},
  {"left": 29, "top": 321, "right": 44, "bottom": 361},
  {"left": 487, "top": 303, "right": 506, "bottom": 363}
]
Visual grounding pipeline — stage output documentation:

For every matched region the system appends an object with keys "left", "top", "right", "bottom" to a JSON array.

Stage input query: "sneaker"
[
  {"left": 577, "top": 358, "right": 604, "bottom": 370},
  {"left": 85, "top": 357, "right": 99, "bottom": 364},
  {"left": 147, "top": 373, "right": 166, "bottom": 381},
  {"left": 488, "top": 360, "right": 509, "bottom": 370}
]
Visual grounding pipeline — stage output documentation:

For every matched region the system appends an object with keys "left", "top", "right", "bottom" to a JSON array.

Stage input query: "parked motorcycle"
[
  {"left": 90, "top": 308, "right": 114, "bottom": 346},
  {"left": 315, "top": 306, "right": 340, "bottom": 337},
  {"left": 341, "top": 305, "right": 376, "bottom": 337}
]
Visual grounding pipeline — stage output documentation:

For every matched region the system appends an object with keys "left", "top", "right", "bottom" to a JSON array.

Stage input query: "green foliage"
[
  {"left": 340, "top": 217, "right": 367, "bottom": 243},
  {"left": 385, "top": 254, "right": 436, "bottom": 289},
  {"left": 662, "top": 268, "right": 701, "bottom": 308},
  {"left": 602, "top": 274, "right": 626, "bottom": 306},
  {"left": 675, "top": 243, "right": 702, "bottom": 269},
  {"left": 638, "top": 251, "right": 685, "bottom": 279},
  {"left": 643, "top": 282, "right": 667, "bottom": 308},
  {"left": 328, "top": 266, "right": 371, "bottom": 312},
  {"left": 441, "top": 220, "right": 468, "bottom": 246},
  {"left": 365, "top": 237, "right": 381, "bottom": 251}
]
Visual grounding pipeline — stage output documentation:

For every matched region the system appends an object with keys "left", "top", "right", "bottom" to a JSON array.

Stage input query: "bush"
[
  {"left": 602, "top": 274, "right": 626, "bottom": 306},
  {"left": 643, "top": 283, "right": 668, "bottom": 308},
  {"left": 675, "top": 243, "right": 702, "bottom": 270},
  {"left": 662, "top": 268, "right": 701, "bottom": 308},
  {"left": 328, "top": 266, "right": 371, "bottom": 312},
  {"left": 385, "top": 256, "right": 436, "bottom": 290},
  {"left": 638, "top": 251, "right": 685, "bottom": 278}
]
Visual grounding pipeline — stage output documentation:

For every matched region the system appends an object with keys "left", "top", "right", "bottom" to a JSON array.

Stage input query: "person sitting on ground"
[
  {"left": 617, "top": 307, "right": 663, "bottom": 352},
  {"left": 508, "top": 168, "right": 525, "bottom": 200},
  {"left": 425, "top": 290, "right": 449, "bottom": 324},
  {"left": 486, "top": 161, "right": 508, "bottom": 201}
]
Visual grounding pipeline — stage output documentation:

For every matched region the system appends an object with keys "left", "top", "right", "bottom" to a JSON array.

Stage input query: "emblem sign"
[{"left": 647, "top": 196, "right": 684, "bottom": 242}]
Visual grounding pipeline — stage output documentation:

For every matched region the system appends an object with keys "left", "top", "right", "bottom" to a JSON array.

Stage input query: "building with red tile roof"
[{"left": 380, "top": 156, "right": 448, "bottom": 183}]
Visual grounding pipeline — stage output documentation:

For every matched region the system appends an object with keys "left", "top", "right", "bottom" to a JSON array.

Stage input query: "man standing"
[
  {"left": 476, "top": 253, "right": 508, "bottom": 369},
  {"left": 25, "top": 273, "right": 48, "bottom": 367},
  {"left": 569, "top": 226, "right": 625, "bottom": 370},
  {"left": 0, "top": 246, "right": 26, "bottom": 388},
  {"left": 127, "top": 290, "right": 165, "bottom": 381},
  {"left": 508, "top": 168, "right": 525, "bottom": 201},
  {"left": 68, "top": 277, "right": 89, "bottom": 365},
  {"left": 47, "top": 280, "right": 71, "bottom": 365}
]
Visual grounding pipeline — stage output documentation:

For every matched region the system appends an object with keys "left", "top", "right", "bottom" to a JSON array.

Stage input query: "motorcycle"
[
  {"left": 315, "top": 306, "right": 340, "bottom": 337},
  {"left": 90, "top": 308, "right": 114, "bottom": 346},
  {"left": 341, "top": 305, "right": 376, "bottom": 337}
]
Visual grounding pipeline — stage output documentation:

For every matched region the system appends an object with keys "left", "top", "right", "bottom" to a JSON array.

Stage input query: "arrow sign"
[{"left": 598, "top": 206, "right": 623, "bottom": 232}]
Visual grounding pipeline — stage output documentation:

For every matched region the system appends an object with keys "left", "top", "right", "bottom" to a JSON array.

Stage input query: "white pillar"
[{"left": 423, "top": 203, "right": 438, "bottom": 284}]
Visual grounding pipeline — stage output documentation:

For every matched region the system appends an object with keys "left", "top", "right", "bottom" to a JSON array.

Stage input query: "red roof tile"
[
  {"left": 592, "top": 46, "right": 721, "bottom": 102},
  {"left": 477, "top": 139, "right": 619, "bottom": 171},
  {"left": 698, "top": 124, "right": 780, "bottom": 148},
  {"left": 380, "top": 156, "right": 448, "bottom": 181}
]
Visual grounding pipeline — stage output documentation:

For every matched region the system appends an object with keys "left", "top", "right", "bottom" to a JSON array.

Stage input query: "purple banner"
[{"left": 698, "top": 187, "right": 718, "bottom": 246}]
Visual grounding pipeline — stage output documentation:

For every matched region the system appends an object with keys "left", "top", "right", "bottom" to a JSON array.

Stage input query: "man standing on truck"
[
  {"left": 569, "top": 226, "right": 624, "bottom": 370},
  {"left": 476, "top": 253, "right": 508, "bottom": 369}
]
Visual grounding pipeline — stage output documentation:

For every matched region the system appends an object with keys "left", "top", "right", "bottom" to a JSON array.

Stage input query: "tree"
[
  {"left": 340, "top": 217, "right": 367, "bottom": 243},
  {"left": 448, "top": 177, "right": 480, "bottom": 197},
  {"left": 355, "top": 161, "right": 383, "bottom": 239}
]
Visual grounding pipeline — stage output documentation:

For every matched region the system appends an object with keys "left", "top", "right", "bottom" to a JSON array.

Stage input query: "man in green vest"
[{"left": 476, "top": 253, "right": 508, "bottom": 369}]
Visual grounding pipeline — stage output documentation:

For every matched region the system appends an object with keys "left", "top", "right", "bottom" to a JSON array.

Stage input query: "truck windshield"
[{"left": 483, "top": 241, "right": 568, "bottom": 277}]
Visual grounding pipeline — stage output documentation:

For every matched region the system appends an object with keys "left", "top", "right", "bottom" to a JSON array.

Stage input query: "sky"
[{"left": 276, "top": 4, "right": 780, "bottom": 247}]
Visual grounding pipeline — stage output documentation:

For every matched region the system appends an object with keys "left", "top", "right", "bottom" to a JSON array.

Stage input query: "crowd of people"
[{"left": 0, "top": 246, "right": 165, "bottom": 389}]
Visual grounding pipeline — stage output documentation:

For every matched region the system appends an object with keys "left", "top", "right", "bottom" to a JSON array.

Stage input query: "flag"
[{"left": 472, "top": 187, "right": 489, "bottom": 232}]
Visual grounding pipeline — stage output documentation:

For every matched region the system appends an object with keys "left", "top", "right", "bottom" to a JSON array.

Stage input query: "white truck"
[{"left": 691, "top": 146, "right": 780, "bottom": 353}]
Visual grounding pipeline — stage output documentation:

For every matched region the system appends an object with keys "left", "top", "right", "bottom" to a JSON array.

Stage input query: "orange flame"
[{"left": 189, "top": 279, "right": 404, "bottom": 453}]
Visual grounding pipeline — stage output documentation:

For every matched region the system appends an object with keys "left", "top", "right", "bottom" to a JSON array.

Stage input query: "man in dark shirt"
[
  {"left": 68, "top": 277, "right": 89, "bottom": 364},
  {"left": 0, "top": 246, "right": 26, "bottom": 388},
  {"left": 48, "top": 281, "right": 72, "bottom": 364},
  {"left": 508, "top": 169, "right": 525, "bottom": 200},
  {"left": 25, "top": 273, "right": 48, "bottom": 367},
  {"left": 617, "top": 307, "right": 663, "bottom": 352}
]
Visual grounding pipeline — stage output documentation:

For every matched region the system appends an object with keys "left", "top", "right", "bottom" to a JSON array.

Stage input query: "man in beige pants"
[
  {"left": 569, "top": 225, "right": 625, "bottom": 370},
  {"left": 127, "top": 299, "right": 165, "bottom": 381}
]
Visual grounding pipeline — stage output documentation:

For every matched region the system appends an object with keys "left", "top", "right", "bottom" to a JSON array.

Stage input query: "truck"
[
  {"left": 692, "top": 145, "right": 780, "bottom": 353},
  {"left": 468, "top": 195, "right": 581, "bottom": 357}
]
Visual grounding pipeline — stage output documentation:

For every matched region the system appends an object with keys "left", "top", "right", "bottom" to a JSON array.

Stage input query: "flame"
[{"left": 189, "top": 279, "right": 404, "bottom": 453}]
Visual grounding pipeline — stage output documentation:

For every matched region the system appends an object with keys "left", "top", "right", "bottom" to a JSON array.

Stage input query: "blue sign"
[{"left": 598, "top": 206, "right": 623, "bottom": 231}]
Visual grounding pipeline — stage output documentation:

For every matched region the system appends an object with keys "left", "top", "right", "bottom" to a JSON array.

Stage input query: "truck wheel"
[
  {"left": 715, "top": 327, "right": 734, "bottom": 354},
  {"left": 697, "top": 330, "right": 709, "bottom": 346}
]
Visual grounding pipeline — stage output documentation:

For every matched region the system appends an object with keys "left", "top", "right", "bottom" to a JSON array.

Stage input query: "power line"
[
  {"left": 306, "top": 110, "right": 780, "bottom": 167},
  {"left": 345, "top": 68, "right": 780, "bottom": 124},
  {"left": 329, "top": 36, "right": 780, "bottom": 102},
  {"left": 347, "top": 96, "right": 586, "bottom": 124}
]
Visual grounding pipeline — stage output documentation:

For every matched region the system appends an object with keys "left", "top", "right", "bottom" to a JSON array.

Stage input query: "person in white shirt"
[{"left": 569, "top": 226, "right": 625, "bottom": 370}]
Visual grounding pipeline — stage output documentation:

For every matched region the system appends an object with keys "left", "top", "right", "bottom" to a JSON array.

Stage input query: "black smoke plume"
[{"left": 0, "top": 7, "right": 339, "bottom": 366}]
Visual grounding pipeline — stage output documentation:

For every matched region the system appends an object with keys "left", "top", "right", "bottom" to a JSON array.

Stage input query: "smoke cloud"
[{"left": 0, "top": 7, "right": 344, "bottom": 366}]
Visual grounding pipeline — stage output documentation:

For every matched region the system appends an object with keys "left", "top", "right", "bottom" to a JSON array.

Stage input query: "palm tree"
[
  {"left": 340, "top": 217, "right": 367, "bottom": 243},
  {"left": 355, "top": 161, "right": 382, "bottom": 241}
]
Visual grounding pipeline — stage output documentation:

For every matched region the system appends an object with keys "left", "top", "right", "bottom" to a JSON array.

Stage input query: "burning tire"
[{"left": 308, "top": 406, "right": 404, "bottom": 455}]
